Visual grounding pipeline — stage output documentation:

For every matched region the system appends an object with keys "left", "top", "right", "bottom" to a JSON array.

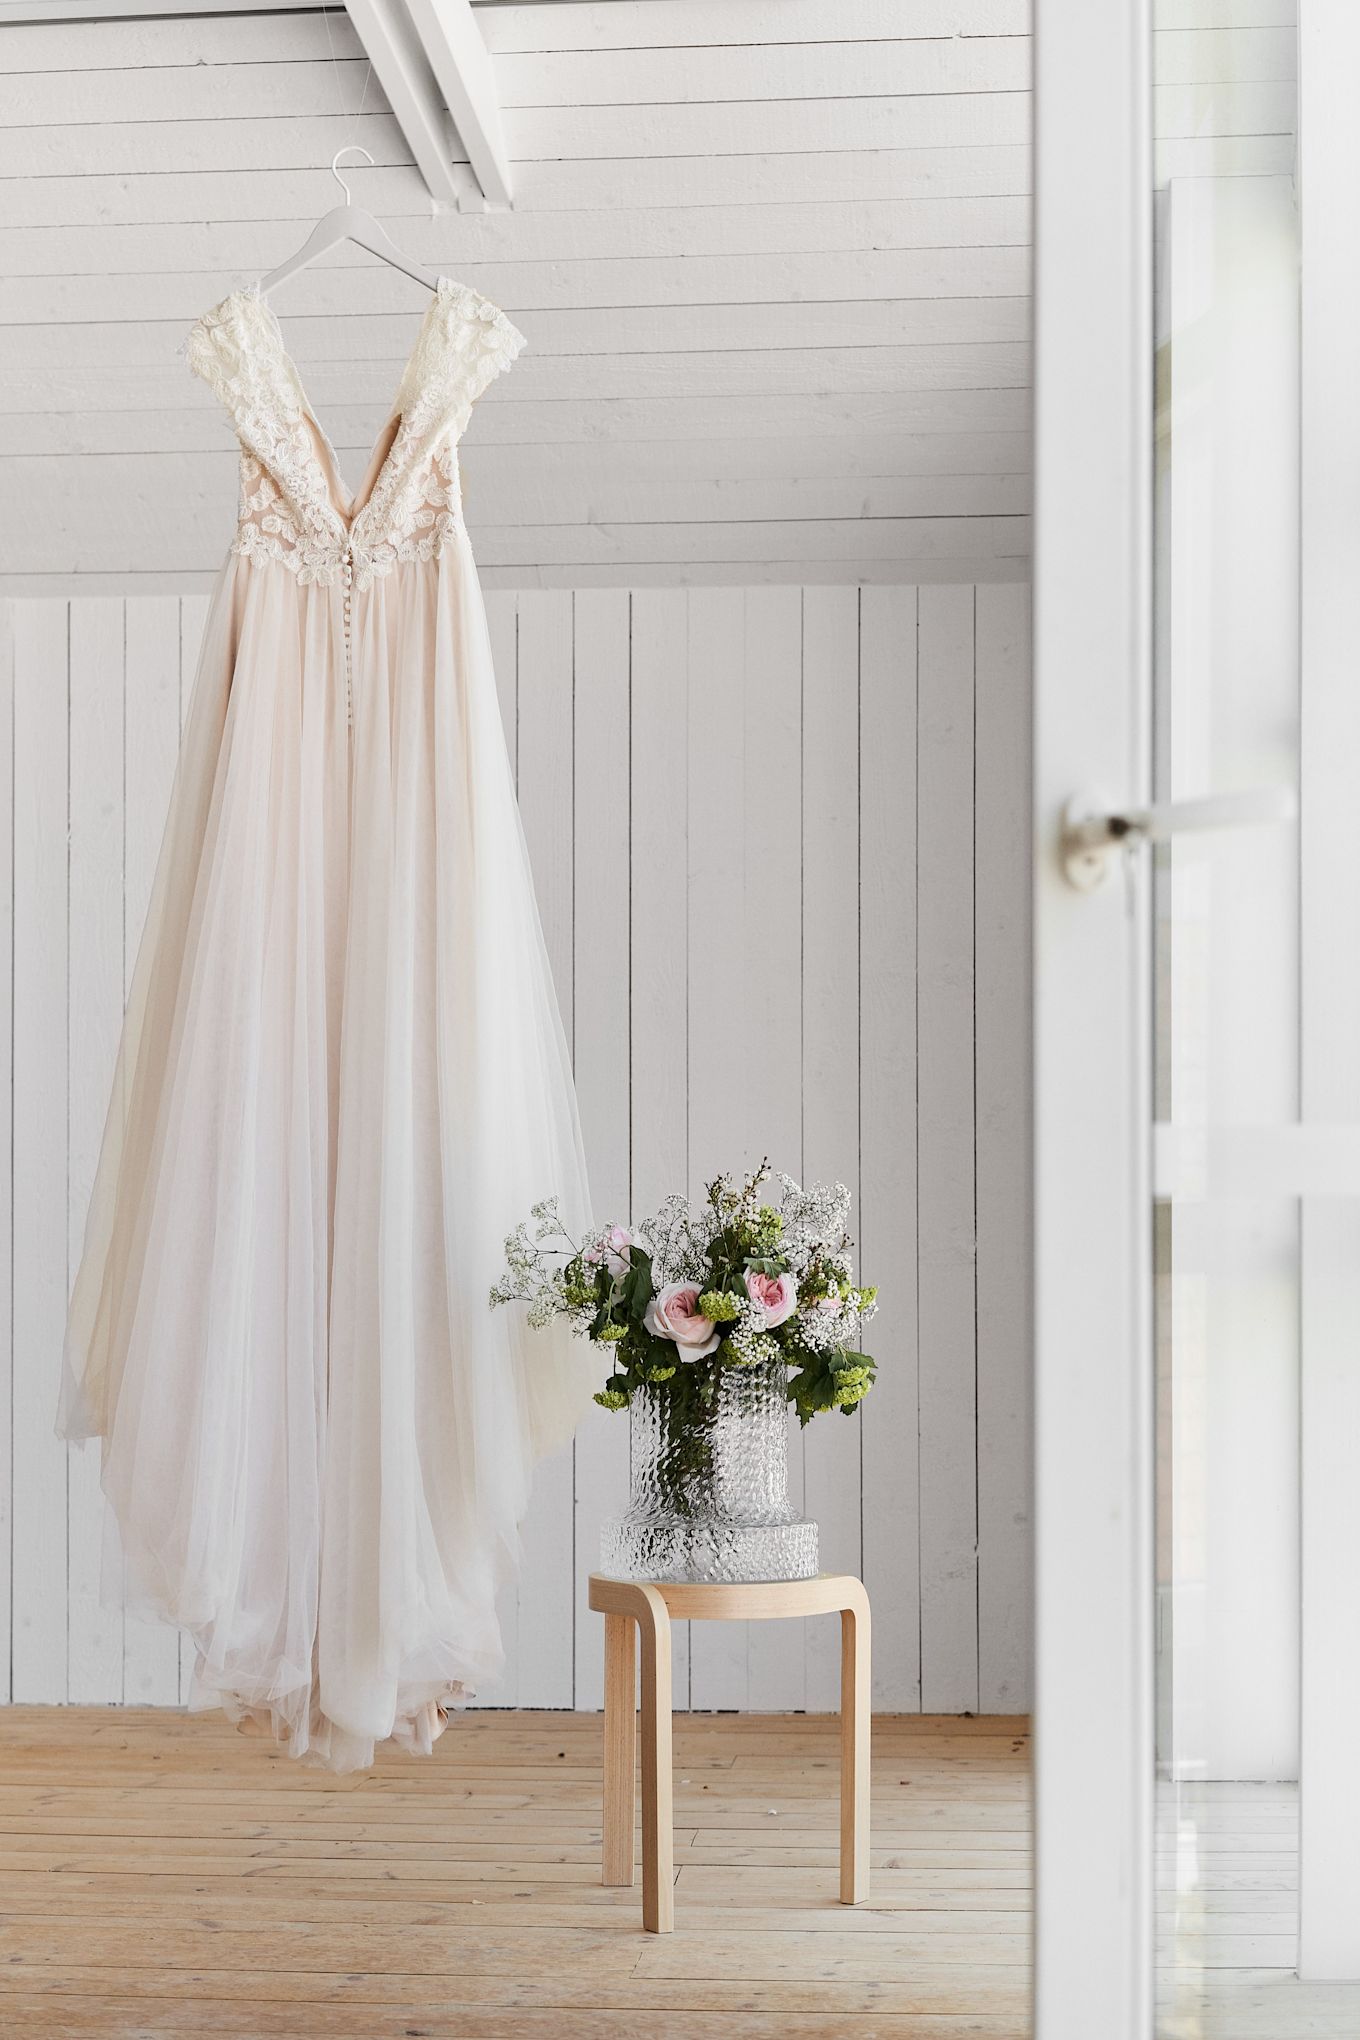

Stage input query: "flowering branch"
[{"left": 490, "top": 1161, "right": 879, "bottom": 1427}]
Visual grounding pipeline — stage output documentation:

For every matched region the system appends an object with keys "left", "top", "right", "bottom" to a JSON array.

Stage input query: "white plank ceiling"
[
  {"left": 0, "top": 0, "right": 1299, "bottom": 592},
  {"left": 0, "top": 0, "right": 1041, "bottom": 590}
]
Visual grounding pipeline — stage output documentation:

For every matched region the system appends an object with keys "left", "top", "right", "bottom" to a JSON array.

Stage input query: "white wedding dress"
[{"left": 57, "top": 279, "right": 595, "bottom": 1769}]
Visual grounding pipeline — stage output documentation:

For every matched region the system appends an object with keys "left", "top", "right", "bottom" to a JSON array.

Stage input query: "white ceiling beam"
[
  {"left": 399, "top": 0, "right": 514, "bottom": 209},
  {"left": 0, "top": 0, "right": 511, "bottom": 211},
  {"left": 342, "top": 0, "right": 463, "bottom": 210}
]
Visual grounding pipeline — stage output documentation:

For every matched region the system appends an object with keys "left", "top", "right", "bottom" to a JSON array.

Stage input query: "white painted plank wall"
[{"left": 0, "top": 581, "right": 1031, "bottom": 1714}]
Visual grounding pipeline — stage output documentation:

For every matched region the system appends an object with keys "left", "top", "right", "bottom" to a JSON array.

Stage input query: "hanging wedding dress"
[{"left": 57, "top": 278, "right": 595, "bottom": 1769}]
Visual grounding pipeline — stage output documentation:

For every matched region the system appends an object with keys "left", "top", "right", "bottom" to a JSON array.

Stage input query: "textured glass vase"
[{"left": 601, "top": 1356, "right": 818, "bottom": 1583}]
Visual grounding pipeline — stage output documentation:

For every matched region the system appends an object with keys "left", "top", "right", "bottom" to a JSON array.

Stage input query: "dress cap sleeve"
[{"left": 400, "top": 279, "right": 526, "bottom": 429}]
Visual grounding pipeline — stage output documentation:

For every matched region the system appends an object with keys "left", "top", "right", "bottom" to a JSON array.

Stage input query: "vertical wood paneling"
[
  {"left": 3, "top": 582, "right": 1030, "bottom": 1717},
  {"left": 507, "top": 590, "right": 576, "bottom": 1709},
  {"left": 571, "top": 589, "right": 632, "bottom": 1711},
  {"left": 121, "top": 596, "right": 183, "bottom": 1707},
  {"left": 860, "top": 586, "right": 923, "bottom": 1710},
  {"left": 801, "top": 586, "right": 864, "bottom": 1710},
  {"left": 686, "top": 586, "right": 752, "bottom": 1712},
  {"left": 916, "top": 584, "right": 979, "bottom": 1715},
  {"left": 739, "top": 588, "right": 805, "bottom": 1714},
  {"left": 66, "top": 598, "right": 125, "bottom": 1704},
  {"left": 975, "top": 582, "right": 1032, "bottom": 1714},
  {"left": 12, "top": 600, "right": 69, "bottom": 1703},
  {"left": 630, "top": 588, "right": 692, "bottom": 1709}
]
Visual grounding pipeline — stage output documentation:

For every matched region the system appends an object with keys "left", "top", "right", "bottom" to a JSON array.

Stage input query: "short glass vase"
[{"left": 600, "top": 1355, "right": 818, "bottom": 1584}]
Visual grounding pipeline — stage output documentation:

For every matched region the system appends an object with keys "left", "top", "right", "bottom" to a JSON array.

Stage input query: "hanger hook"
[{"left": 330, "top": 145, "right": 375, "bottom": 206}]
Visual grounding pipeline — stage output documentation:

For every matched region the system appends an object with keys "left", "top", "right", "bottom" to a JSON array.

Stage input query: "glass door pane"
[
  {"left": 1149, "top": 6, "right": 1360, "bottom": 2028},
  {"left": 1150, "top": 134, "right": 1302, "bottom": 2017}
]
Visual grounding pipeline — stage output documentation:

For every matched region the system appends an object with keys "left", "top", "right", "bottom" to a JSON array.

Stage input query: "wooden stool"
[{"left": 587, "top": 1572, "right": 871, "bottom": 1933}]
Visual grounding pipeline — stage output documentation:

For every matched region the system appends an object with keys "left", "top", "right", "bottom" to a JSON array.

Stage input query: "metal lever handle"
[{"left": 1061, "top": 784, "right": 1296, "bottom": 890}]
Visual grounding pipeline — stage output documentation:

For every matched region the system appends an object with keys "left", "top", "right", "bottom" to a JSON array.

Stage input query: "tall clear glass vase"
[{"left": 601, "top": 1356, "right": 818, "bottom": 1583}]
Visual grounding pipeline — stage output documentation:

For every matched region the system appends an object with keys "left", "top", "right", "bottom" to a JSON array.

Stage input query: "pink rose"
[
  {"left": 585, "top": 1224, "right": 635, "bottom": 1277},
  {"left": 744, "top": 1269, "right": 798, "bottom": 1329},
  {"left": 645, "top": 1282, "right": 720, "bottom": 1359}
]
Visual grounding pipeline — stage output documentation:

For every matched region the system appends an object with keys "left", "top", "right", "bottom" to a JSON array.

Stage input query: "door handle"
[{"left": 1060, "top": 785, "right": 1296, "bottom": 890}]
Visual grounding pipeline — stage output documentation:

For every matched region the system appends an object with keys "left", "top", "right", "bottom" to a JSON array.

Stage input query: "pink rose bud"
[{"left": 744, "top": 1269, "right": 798, "bottom": 1329}]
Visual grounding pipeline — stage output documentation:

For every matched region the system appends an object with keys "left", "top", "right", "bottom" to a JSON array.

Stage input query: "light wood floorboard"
[{"left": 0, "top": 1707, "right": 1031, "bottom": 2038}]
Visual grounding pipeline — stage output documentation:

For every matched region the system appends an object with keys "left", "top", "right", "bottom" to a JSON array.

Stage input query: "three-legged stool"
[{"left": 587, "top": 1572, "right": 871, "bottom": 1933}]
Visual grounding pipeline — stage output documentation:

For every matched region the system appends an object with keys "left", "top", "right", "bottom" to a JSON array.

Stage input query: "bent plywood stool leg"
[
  {"left": 591, "top": 1576, "right": 674, "bottom": 1933},
  {"left": 839, "top": 1577, "right": 871, "bottom": 1903},
  {"left": 590, "top": 1573, "right": 870, "bottom": 1933},
  {"left": 601, "top": 1611, "right": 636, "bottom": 1887}
]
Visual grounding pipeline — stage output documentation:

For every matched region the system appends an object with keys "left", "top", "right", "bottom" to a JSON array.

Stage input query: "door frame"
[{"left": 1032, "top": 0, "right": 1153, "bottom": 2031}]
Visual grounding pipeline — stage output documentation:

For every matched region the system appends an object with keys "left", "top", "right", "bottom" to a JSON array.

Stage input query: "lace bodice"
[{"left": 187, "top": 279, "right": 523, "bottom": 591}]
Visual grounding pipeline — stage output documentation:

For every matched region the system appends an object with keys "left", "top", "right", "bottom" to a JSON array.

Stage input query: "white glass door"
[{"left": 1035, "top": 1, "right": 1360, "bottom": 2032}]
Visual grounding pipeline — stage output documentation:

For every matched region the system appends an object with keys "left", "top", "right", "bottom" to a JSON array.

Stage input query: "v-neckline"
[{"left": 243, "top": 279, "right": 449, "bottom": 534}]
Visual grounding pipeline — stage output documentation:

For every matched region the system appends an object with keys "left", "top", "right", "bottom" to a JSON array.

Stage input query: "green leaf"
[{"left": 620, "top": 1249, "right": 654, "bottom": 1320}]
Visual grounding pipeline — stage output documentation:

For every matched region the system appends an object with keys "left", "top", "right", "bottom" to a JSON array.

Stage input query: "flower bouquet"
[{"left": 491, "top": 1162, "right": 878, "bottom": 1582}]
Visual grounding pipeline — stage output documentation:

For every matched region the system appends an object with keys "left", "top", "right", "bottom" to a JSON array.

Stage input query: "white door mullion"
[{"left": 1033, "top": 0, "right": 1154, "bottom": 2031}]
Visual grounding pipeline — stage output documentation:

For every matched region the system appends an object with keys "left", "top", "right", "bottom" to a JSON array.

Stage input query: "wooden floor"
[{"left": 0, "top": 1706, "right": 1031, "bottom": 2039}]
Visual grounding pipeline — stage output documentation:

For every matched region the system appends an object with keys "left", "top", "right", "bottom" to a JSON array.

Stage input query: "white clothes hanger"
[{"left": 258, "top": 147, "right": 441, "bottom": 297}]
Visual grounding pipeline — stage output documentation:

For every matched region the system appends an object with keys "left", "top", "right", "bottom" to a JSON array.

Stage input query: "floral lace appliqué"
[
  {"left": 230, "top": 443, "right": 466, "bottom": 590},
  {"left": 187, "top": 278, "right": 524, "bottom": 591}
]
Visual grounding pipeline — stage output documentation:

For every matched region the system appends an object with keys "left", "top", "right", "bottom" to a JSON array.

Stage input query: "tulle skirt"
[{"left": 57, "top": 538, "right": 595, "bottom": 1769}]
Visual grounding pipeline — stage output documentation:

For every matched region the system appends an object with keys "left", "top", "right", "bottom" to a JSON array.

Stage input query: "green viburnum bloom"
[
  {"left": 698, "top": 1289, "right": 743, "bottom": 1323},
  {"left": 834, "top": 1363, "right": 871, "bottom": 1387},
  {"left": 750, "top": 1206, "right": 784, "bottom": 1249},
  {"left": 593, "top": 1388, "right": 629, "bottom": 1410},
  {"left": 641, "top": 1362, "right": 677, "bottom": 1384},
  {"left": 834, "top": 1378, "right": 872, "bottom": 1408},
  {"left": 595, "top": 1322, "right": 627, "bottom": 1343}
]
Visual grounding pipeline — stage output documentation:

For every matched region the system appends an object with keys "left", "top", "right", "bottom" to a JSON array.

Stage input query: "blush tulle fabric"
[{"left": 56, "top": 278, "right": 595, "bottom": 1770}]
